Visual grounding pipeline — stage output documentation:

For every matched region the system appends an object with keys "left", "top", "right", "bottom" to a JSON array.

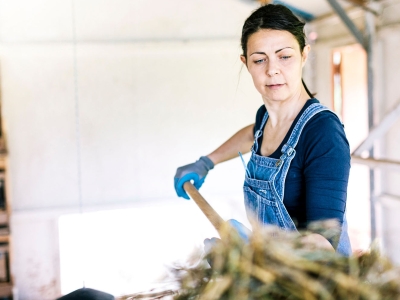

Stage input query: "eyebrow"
[{"left": 249, "top": 47, "right": 294, "bottom": 56}]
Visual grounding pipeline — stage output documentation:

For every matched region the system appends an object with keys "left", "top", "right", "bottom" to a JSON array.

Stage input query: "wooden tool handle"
[{"left": 183, "top": 181, "right": 225, "bottom": 235}]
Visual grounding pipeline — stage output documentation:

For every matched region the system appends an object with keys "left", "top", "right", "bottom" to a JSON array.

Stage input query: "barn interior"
[{"left": 0, "top": 0, "right": 399, "bottom": 299}]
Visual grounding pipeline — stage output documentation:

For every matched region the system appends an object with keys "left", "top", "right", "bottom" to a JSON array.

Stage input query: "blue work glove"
[
  {"left": 203, "top": 219, "right": 252, "bottom": 253},
  {"left": 227, "top": 219, "right": 252, "bottom": 242},
  {"left": 174, "top": 156, "right": 214, "bottom": 200},
  {"left": 203, "top": 220, "right": 252, "bottom": 268}
]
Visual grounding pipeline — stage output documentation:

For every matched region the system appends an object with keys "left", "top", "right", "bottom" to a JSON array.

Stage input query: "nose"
[{"left": 266, "top": 59, "right": 280, "bottom": 77}]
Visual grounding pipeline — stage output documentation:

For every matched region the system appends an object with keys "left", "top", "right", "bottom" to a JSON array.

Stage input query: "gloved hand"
[
  {"left": 203, "top": 219, "right": 252, "bottom": 253},
  {"left": 203, "top": 219, "right": 252, "bottom": 268},
  {"left": 227, "top": 219, "right": 251, "bottom": 242},
  {"left": 174, "top": 156, "right": 214, "bottom": 200},
  {"left": 204, "top": 237, "right": 220, "bottom": 254},
  {"left": 203, "top": 237, "right": 221, "bottom": 268}
]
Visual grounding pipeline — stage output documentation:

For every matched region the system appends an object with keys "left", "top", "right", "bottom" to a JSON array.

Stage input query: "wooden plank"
[
  {"left": 0, "top": 157, "right": 4, "bottom": 171},
  {"left": 0, "top": 282, "right": 12, "bottom": 297},
  {"left": 0, "top": 211, "right": 7, "bottom": 225},
  {"left": 351, "top": 155, "right": 400, "bottom": 172},
  {"left": 353, "top": 101, "right": 400, "bottom": 156},
  {"left": 0, "top": 236, "right": 9, "bottom": 244}
]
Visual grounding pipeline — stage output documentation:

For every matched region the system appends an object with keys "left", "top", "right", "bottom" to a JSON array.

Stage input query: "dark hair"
[
  {"left": 241, "top": 4, "right": 306, "bottom": 58},
  {"left": 241, "top": 4, "right": 314, "bottom": 97}
]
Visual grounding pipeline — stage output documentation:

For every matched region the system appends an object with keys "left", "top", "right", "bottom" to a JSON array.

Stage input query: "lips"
[{"left": 266, "top": 83, "right": 285, "bottom": 89}]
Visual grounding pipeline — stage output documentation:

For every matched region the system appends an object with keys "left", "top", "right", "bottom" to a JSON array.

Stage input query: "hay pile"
[{"left": 170, "top": 222, "right": 400, "bottom": 300}]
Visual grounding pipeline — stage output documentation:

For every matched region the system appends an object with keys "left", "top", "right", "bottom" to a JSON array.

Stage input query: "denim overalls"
[{"left": 243, "top": 103, "right": 352, "bottom": 256}]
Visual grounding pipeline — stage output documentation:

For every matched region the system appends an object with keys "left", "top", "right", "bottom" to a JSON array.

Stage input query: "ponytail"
[{"left": 302, "top": 79, "right": 315, "bottom": 98}]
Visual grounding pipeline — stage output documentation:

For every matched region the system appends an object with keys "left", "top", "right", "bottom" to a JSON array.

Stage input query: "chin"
[
  {"left": 260, "top": 89, "right": 290, "bottom": 102},
  {"left": 264, "top": 94, "right": 289, "bottom": 103}
]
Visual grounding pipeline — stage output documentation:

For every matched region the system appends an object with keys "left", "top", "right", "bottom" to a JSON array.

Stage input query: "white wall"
[
  {"left": 375, "top": 23, "right": 400, "bottom": 263},
  {"left": 1, "top": 41, "right": 262, "bottom": 211},
  {"left": 379, "top": 27, "right": 400, "bottom": 197},
  {"left": 0, "top": 0, "right": 262, "bottom": 211},
  {"left": 0, "top": 0, "right": 262, "bottom": 299}
]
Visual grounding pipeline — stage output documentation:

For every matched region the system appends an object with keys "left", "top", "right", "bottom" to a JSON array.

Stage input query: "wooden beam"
[
  {"left": 351, "top": 156, "right": 400, "bottom": 172},
  {"left": 353, "top": 101, "right": 400, "bottom": 156}
]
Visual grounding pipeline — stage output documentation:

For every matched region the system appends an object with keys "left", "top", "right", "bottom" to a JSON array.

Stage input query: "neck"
[{"left": 263, "top": 88, "right": 310, "bottom": 128}]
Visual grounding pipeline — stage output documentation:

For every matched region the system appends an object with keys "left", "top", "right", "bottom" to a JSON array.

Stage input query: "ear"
[
  {"left": 301, "top": 44, "right": 311, "bottom": 67},
  {"left": 240, "top": 55, "right": 247, "bottom": 68}
]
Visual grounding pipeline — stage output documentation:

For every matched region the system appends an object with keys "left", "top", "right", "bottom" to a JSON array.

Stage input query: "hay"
[{"left": 170, "top": 222, "right": 400, "bottom": 300}]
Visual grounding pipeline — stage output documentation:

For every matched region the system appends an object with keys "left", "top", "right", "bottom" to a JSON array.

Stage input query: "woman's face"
[{"left": 241, "top": 29, "right": 310, "bottom": 104}]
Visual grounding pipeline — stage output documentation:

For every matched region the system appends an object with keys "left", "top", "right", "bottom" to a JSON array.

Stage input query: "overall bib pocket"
[{"left": 243, "top": 184, "right": 286, "bottom": 228}]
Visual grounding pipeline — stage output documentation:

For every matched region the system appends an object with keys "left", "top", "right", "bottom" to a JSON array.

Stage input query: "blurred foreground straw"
[{"left": 170, "top": 221, "right": 400, "bottom": 300}]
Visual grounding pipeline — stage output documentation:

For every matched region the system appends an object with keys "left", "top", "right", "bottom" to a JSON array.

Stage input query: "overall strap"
[
  {"left": 276, "top": 103, "right": 331, "bottom": 166},
  {"left": 252, "top": 110, "right": 269, "bottom": 153}
]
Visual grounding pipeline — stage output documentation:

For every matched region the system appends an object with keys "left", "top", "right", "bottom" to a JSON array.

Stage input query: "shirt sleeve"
[{"left": 301, "top": 111, "right": 350, "bottom": 227}]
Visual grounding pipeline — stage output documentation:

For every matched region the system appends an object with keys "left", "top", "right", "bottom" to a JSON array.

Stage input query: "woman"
[{"left": 174, "top": 4, "right": 351, "bottom": 256}]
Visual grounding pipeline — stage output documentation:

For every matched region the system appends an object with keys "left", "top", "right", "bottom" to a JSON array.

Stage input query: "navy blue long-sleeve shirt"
[{"left": 253, "top": 99, "right": 350, "bottom": 229}]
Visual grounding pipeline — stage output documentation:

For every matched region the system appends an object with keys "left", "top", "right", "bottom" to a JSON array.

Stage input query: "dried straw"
[{"left": 170, "top": 221, "right": 400, "bottom": 300}]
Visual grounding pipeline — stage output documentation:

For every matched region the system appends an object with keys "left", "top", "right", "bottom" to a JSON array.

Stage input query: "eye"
[
  {"left": 254, "top": 58, "right": 266, "bottom": 64},
  {"left": 280, "top": 56, "right": 291, "bottom": 60}
]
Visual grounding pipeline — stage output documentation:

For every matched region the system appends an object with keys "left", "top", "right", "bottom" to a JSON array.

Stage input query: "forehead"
[{"left": 247, "top": 29, "right": 299, "bottom": 53}]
